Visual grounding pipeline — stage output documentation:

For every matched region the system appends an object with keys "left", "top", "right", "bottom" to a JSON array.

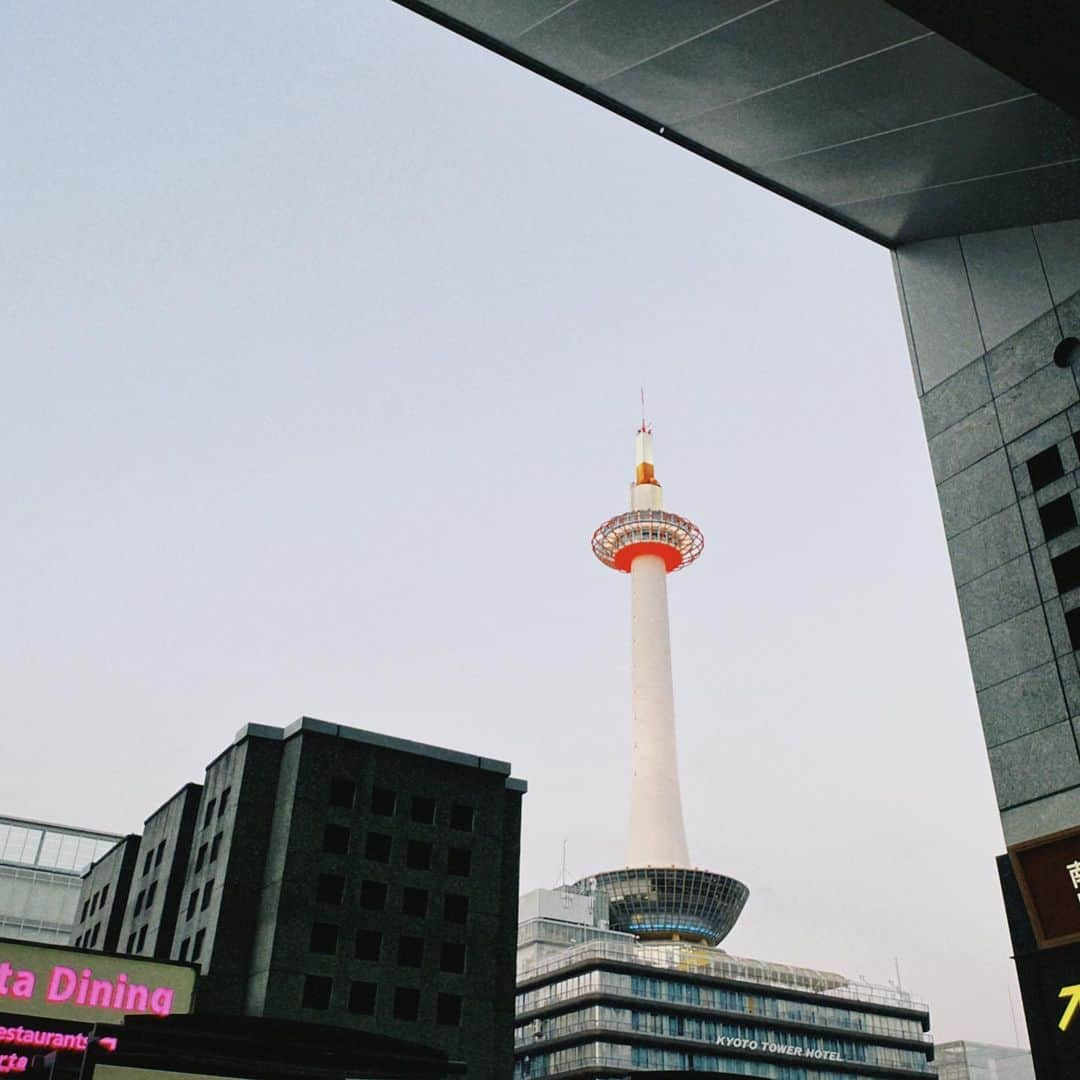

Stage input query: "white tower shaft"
[{"left": 629, "top": 552, "right": 691, "bottom": 867}]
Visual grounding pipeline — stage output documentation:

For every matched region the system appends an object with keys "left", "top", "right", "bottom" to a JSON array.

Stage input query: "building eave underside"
[{"left": 391, "top": 0, "right": 1080, "bottom": 247}]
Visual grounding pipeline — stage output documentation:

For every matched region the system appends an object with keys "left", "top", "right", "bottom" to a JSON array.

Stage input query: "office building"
[
  {"left": 73, "top": 716, "right": 527, "bottom": 1080},
  {"left": 934, "top": 1041, "right": 1034, "bottom": 1080},
  {"left": 0, "top": 816, "right": 120, "bottom": 946}
]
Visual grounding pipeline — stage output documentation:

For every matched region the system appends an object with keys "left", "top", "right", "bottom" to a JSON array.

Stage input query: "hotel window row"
[
  {"left": 308, "top": 923, "right": 467, "bottom": 973},
  {"left": 314, "top": 875, "right": 468, "bottom": 922},
  {"left": 321, "top": 825, "right": 471, "bottom": 875},
  {"left": 80, "top": 882, "right": 110, "bottom": 922}
]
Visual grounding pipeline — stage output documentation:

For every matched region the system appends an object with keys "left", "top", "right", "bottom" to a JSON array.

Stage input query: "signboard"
[
  {"left": 0, "top": 939, "right": 195, "bottom": 1024},
  {"left": 1009, "top": 824, "right": 1080, "bottom": 947}
]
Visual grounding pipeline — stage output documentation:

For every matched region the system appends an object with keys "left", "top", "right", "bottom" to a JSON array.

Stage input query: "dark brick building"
[{"left": 71, "top": 717, "right": 526, "bottom": 1080}]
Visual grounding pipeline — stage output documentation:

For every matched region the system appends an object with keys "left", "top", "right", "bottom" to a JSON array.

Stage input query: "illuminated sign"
[
  {"left": 1009, "top": 825, "right": 1080, "bottom": 948},
  {"left": 0, "top": 1024, "right": 115, "bottom": 1053},
  {"left": 0, "top": 940, "right": 194, "bottom": 1024},
  {"left": 715, "top": 1035, "right": 842, "bottom": 1062}
]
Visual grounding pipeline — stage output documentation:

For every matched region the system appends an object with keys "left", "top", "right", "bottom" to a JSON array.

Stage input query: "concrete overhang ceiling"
[{"left": 391, "top": 0, "right": 1080, "bottom": 246}]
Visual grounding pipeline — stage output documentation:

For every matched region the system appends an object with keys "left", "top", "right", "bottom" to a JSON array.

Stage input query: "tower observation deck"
[{"left": 583, "top": 427, "right": 747, "bottom": 947}]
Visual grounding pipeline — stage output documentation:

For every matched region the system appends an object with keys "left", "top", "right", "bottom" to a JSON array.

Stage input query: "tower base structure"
[{"left": 582, "top": 867, "right": 748, "bottom": 948}]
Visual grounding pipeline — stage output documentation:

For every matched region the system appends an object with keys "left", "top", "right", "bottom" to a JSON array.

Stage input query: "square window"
[
  {"left": 436, "top": 993, "right": 462, "bottom": 1026},
  {"left": 348, "top": 981, "right": 376, "bottom": 1015},
  {"left": 411, "top": 796, "right": 436, "bottom": 825},
  {"left": 210, "top": 832, "right": 222, "bottom": 863},
  {"left": 136, "top": 925, "right": 147, "bottom": 951},
  {"left": 145, "top": 881, "right": 157, "bottom": 909},
  {"left": 178, "top": 938, "right": 190, "bottom": 961},
  {"left": 371, "top": 787, "right": 396, "bottom": 817},
  {"left": 302, "top": 974, "right": 333, "bottom": 1010},
  {"left": 192, "top": 928, "right": 205, "bottom": 961},
  {"left": 1066, "top": 608, "right": 1080, "bottom": 650},
  {"left": 1041, "top": 494, "right": 1078, "bottom": 541},
  {"left": 201, "top": 880, "right": 214, "bottom": 911},
  {"left": 393, "top": 987, "right": 420, "bottom": 1021},
  {"left": 398, "top": 935, "right": 424, "bottom": 967},
  {"left": 447, "top": 848, "right": 471, "bottom": 877},
  {"left": 316, "top": 874, "right": 346, "bottom": 905},
  {"left": 323, "top": 824, "right": 350, "bottom": 855},
  {"left": 354, "top": 929, "right": 381, "bottom": 962},
  {"left": 406, "top": 840, "right": 432, "bottom": 871},
  {"left": 440, "top": 942, "right": 466, "bottom": 974},
  {"left": 195, "top": 843, "right": 208, "bottom": 872},
  {"left": 1052, "top": 547, "right": 1080, "bottom": 594},
  {"left": 310, "top": 922, "right": 339, "bottom": 955},
  {"left": 359, "top": 880, "right": 387, "bottom": 911},
  {"left": 154, "top": 840, "right": 165, "bottom": 867},
  {"left": 218, "top": 787, "right": 231, "bottom": 816},
  {"left": 450, "top": 803, "right": 475, "bottom": 832},
  {"left": 444, "top": 894, "right": 468, "bottom": 924},
  {"left": 366, "top": 832, "right": 392, "bottom": 863},
  {"left": 187, "top": 889, "right": 199, "bottom": 919},
  {"left": 1029, "top": 446, "right": 1065, "bottom": 491},
  {"left": 402, "top": 887, "right": 428, "bottom": 917},
  {"left": 329, "top": 777, "right": 356, "bottom": 809},
  {"left": 203, "top": 799, "right": 217, "bottom": 828}
]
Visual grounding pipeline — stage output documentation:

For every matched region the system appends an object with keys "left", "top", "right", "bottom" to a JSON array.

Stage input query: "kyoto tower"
[{"left": 583, "top": 422, "right": 748, "bottom": 946}]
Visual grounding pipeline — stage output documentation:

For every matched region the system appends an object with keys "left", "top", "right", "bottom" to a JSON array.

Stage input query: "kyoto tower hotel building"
[{"left": 513, "top": 429, "right": 935, "bottom": 1080}]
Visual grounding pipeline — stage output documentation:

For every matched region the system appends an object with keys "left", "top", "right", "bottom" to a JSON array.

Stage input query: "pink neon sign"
[
  {"left": 0, "top": 962, "right": 174, "bottom": 1018},
  {"left": 0, "top": 1025, "right": 117, "bottom": 1054}
]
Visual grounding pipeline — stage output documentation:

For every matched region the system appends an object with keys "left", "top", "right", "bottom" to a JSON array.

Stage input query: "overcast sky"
[{"left": 3, "top": 1, "right": 1024, "bottom": 1049}]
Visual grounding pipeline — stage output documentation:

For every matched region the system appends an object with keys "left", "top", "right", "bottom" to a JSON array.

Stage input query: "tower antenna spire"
[{"left": 639, "top": 387, "right": 651, "bottom": 434}]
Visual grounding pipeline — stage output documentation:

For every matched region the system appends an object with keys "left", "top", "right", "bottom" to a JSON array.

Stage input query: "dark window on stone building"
[
  {"left": 323, "top": 824, "right": 350, "bottom": 855},
  {"left": 203, "top": 799, "right": 216, "bottom": 827},
  {"left": 450, "top": 803, "right": 475, "bottom": 832},
  {"left": 134, "top": 890, "right": 145, "bottom": 916},
  {"left": 178, "top": 937, "right": 189, "bottom": 961},
  {"left": 1052, "top": 547, "right": 1080, "bottom": 593},
  {"left": 444, "top": 894, "right": 468, "bottom": 924},
  {"left": 371, "top": 787, "right": 396, "bottom": 816},
  {"left": 154, "top": 840, "right": 165, "bottom": 866},
  {"left": 316, "top": 874, "right": 346, "bottom": 905},
  {"left": 192, "top": 928, "right": 205, "bottom": 961},
  {"left": 195, "top": 843, "right": 208, "bottom": 872},
  {"left": 393, "top": 987, "right": 420, "bottom": 1021},
  {"left": 136, "top": 925, "right": 146, "bottom": 951},
  {"left": 310, "top": 922, "right": 339, "bottom": 955},
  {"left": 218, "top": 787, "right": 231, "bottom": 816},
  {"left": 411, "top": 796, "right": 436, "bottom": 825},
  {"left": 436, "top": 993, "right": 462, "bottom": 1026},
  {"left": 201, "top": 880, "right": 214, "bottom": 910},
  {"left": 440, "top": 942, "right": 466, "bottom": 974},
  {"left": 447, "top": 848, "right": 471, "bottom": 876},
  {"left": 329, "top": 777, "right": 356, "bottom": 809},
  {"left": 348, "top": 981, "right": 376, "bottom": 1015},
  {"left": 398, "top": 935, "right": 424, "bottom": 967},
  {"left": 354, "top": 929, "right": 381, "bottom": 961},
  {"left": 210, "top": 832, "right": 222, "bottom": 863},
  {"left": 1040, "top": 494, "right": 1077, "bottom": 541},
  {"left": 366, "top": 832, "right": 392, "bottom": 863},
  {"left": 1029, "top": 446, "right": 1065, "bottom": 491},
  {"left": 1066, "top": 608, "right": 1080, "bottom": 650},
  {"left": 406, "top": 840, "right": 432, "bottom": 871},
  {"left": 100, "top": 884, "right": 109, "bottom": 906},
  {"left": 126, "top": 932, "right": 136, "bottom": 953},
  {"left": 145, "top": 882, "right": 156, "bottom": 909},
  {"left": 402, "top": 887, "right": 428, "bottom": 917},
  {"left": 186, "top": 889, "right": 198, "bottom": 919},
  {"left": 91, "top": 923, "right": 101, "bottom": 948},
  {"left": 143, "top": 851, "right": 153, "bottom": 875},
  {"left": 359, "top": 880, "right": 387, "bottom": 910},
  {"left": 302, "top": 975, "right": 333, "bottom": 1010}
]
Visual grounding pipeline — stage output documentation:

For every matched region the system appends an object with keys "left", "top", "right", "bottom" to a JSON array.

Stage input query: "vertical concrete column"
[
  {"left": 628, "top": 552, "right": 690, "bottom": 867},
  {"left": 893, "top": 220, "right": 1080, "bottom": 844}
]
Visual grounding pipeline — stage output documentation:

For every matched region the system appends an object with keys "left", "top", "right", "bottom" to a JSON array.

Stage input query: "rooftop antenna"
[{"left": 639, "top": 387, "right": 652, "bottom": 434}]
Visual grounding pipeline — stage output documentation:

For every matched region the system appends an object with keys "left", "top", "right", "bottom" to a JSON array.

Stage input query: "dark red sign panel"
[{"left": 1009, "top": 825, "right": 1080, "bottom": 948}]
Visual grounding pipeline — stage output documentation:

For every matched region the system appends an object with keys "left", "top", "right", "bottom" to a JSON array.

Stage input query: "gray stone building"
[{"left": 73, "top": 717, "right": 527, "bottom": 1080}]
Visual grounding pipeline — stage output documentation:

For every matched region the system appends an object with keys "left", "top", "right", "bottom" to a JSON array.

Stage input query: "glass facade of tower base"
[{"left": 515, "top": 893, "right": 934, "bottom": 1080}]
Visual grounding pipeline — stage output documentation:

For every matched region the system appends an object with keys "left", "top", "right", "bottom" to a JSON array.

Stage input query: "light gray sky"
[{"left": 3, "top": 1, "right": 1022, "bottom": 1048}]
